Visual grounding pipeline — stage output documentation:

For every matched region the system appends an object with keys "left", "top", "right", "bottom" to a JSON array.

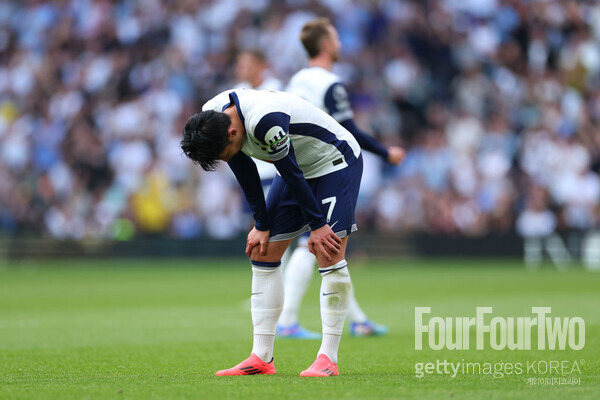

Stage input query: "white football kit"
[
  {"left": 202, "top": 88, "right": 362, "bottom": 240},
  {"left": 286, "top": 67, "right": 353, "bottom": 123},
  {"left": 202, "top": 89, "right": 360, "bottom": 179},
  {"left": 234, "top": 76, "right": 284, "bottom": 182}
]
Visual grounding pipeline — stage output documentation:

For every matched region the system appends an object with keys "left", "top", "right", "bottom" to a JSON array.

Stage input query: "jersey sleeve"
[
  {"left": 247, "top": 105, "right": 327, "bottom": 230},
  {"left": 227, "top": 152, "right": 269, "bottom": 231},
  {"left": 324, "top": 82, "right": 354, "bottom": 122},
  {"left": 340, "top": 119, "right": 389, "bottom": 160},
  {"left": 273, "top": 144, "right": 327, "bottom": 231},
  {"left": 253, "top": 112, "right": 291, "bottom": 162},
  {"left": 324, "top": 82, "right": 389, "bottom": 161}
]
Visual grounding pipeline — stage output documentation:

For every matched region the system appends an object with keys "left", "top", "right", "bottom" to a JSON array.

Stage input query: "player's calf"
[{"left": 304, "top": 259, "right": 350, "bottom": 376}]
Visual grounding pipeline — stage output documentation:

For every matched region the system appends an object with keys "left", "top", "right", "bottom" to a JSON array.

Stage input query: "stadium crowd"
[{"left": 1, "top": 0, "right": 599, "bottom": 240}]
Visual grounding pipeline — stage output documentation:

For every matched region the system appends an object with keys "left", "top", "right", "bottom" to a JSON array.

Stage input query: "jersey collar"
[{"left": 222, "top": 91, "right": 246, "bottom": 129}]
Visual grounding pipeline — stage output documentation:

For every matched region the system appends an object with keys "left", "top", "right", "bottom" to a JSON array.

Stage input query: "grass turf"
[{"left": 0, "top": 258, "right": 598, "bottom": 399}]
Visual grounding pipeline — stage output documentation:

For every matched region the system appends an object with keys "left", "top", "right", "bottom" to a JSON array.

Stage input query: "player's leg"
[
  {"left": 301, "top": 157, "right": 362, "bottom": 377},
  {"left": 347, "top": 285, "right": 388, "bottom": 337},
  {"left": 277, "top": 233, "right": 321, "bottom": 339},
  {"left": 216, "top": 239, "right": 291, "bottom": 376},
  {"left": 300, "top": 238, "right": 351, "bottom": 377},
  {"left": 217, "top": 175, "right": 305, "bottom": 376},
  {"left": 248, "top": 240, "right": 291, "bottom": 361},
  {"left": 302, "top": 237, "right": 350, "bottom": 375}
]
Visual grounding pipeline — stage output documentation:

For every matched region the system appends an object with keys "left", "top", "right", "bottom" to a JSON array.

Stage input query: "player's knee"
[
  {"left": 249, "top": 239, "right": 291, "bottom": 262},
  {"left": 317, "top": 254, "right": 347, "bottom": 270},
  {"left": 249, "top": 246, "right": 279, "bottom": 262},
  {"left": 318, "top": 259, "right": 349, "bottom": 277},
  {"left": 251, "top": 260, "right": 282, "bottom": 270},
  {"left": 248, "top": 245, "right": 264, "bottom": 261}
]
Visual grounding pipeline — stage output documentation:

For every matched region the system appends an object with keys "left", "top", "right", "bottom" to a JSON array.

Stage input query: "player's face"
[
  {"left": 235, "top": 53, "right": 260, "bottom": 82},
  {"left": 218, "top": 126, "right": 244, "bottom": 162},
  {"left": 327, "top": 26, "right": 341, "bottom": 62}
]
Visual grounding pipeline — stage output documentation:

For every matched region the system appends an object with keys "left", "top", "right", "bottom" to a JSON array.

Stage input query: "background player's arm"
[{"left": 325, "top": 82, "right": 405, "bottom": 165}]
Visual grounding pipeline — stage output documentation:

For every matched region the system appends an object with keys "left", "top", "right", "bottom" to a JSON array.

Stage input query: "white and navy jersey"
[
  {"left": 202, "top": 89, "right": 361, "bottom": 179},
  {"left": 286, "top": 67, "right": 353, "bottom": 123},
  {"left": 233, "top": 76, "right": 284, "bottom": 182},
  {"left": 202, "top": 89, "right": 362, "bottom": 231},
  {"left": 286, "top": 66, "right": 389, "bottom": 160}
]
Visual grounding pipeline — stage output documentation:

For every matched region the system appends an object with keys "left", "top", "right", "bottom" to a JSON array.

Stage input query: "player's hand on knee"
[
  {"left": 246, "top": 227, "right": 270, "bottom": 258},
  {"left": 308, "top": 225, "right": 341, "bottom": 262},
  {"left": 387, "top": 146, "right": 405, "bottom": 166}
]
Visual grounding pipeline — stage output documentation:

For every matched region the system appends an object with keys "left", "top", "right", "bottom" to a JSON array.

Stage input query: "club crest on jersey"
[{"left": 264, "top": 126, "right": 289, "bottom": 154}]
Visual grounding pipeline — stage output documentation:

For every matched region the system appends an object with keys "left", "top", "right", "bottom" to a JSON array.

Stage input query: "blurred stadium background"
[
  {"left": 2, "top": 2, "right": 600, "bottom": 398},
  {"left": 2, "top": 0, "right": 600, "bottom": 266}
]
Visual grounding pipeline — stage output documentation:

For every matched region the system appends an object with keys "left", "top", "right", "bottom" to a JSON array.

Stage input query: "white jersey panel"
[
  {"left": 233, "top": 76, "right": 284, "bottom": 180},
  {"left": 202, "top": 89, "right": 360, "bottom": 179},
  {"left": 286, "top": 67, "right": 353, "bottom": 122}
]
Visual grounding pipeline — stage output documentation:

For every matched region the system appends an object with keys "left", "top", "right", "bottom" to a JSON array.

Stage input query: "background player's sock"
[
  {"left": 278, "top": 246, "right": 315, "bottom": 327},
  {"left": 318, "top": 261, "right": 350, "bottom": 363},
  {"left": 250, "top": 262, "right": 283, "bottom": 362},
  {"left": 347, "top": 284, "right": 369, "bottom": 323}
]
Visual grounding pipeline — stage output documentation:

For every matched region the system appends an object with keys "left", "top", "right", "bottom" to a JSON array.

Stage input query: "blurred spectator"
[
  {"left": 516, "top": 185, "right": 571, "bottom": 268},
  {"left": 234, "top": 49, "right": 283, "bottom": 91},
  {"left": 1, "top": 0, "right": 600, "bottom": 243}
]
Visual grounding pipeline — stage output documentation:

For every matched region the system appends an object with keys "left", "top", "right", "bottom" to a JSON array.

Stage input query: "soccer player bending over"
[{"left": 181, "top": 88, "right": 363, "bottom": 377}]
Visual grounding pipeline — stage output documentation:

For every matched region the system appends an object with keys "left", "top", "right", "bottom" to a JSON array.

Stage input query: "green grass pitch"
[{"left": 1, "top": 258, "right": 598, "bottom": 399}]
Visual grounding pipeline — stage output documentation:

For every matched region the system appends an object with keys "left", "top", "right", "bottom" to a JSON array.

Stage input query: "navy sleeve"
[
  {"left": 340, "top": 119, "right": 389, "bottom": 160},
  {"left": 227, "top": 152, "right": 269, "bottom": 231},
  {"left": 325, "top": 83, "right": 389, "bottom": 161},
  {"left": 273, "top": 144, "right": 327, "bottom": 231},
  {"left": 324, "top": 82, "right": 354, "bottom": 122}
]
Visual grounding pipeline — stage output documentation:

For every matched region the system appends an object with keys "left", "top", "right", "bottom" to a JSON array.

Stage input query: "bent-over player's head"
[
  {"left": 300, "top": 18, "right": 340, "bottom": 61},
  {"left": 181, "top": 111, "right": 231, "bottom": 171}
]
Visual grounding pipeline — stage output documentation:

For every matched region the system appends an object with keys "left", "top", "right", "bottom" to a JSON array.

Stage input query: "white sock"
[
  {"left": 347, "top": 283, "right": 369, "bottom": 323},
  {"left": 278, "top": 246, "right": 315, "bottom": 327},
  {"left": 318, "top": 334, "right": 341, "bottom": 364},
  {"left": 251, "top": 334, "right": 275, "bottom": 363},
  {"left": 250, "top": 262, "right": 283, "bottom": 362},
  {"left": 318, "top": 262, "right": 350, "bottom": 364},
  {"left": 280, "top": 246, "right": 292, "bottom": 271}
]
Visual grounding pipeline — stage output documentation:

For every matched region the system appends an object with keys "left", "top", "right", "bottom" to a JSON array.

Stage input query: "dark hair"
[
  {"left": 181, "top": 111, "right": 231, "bottom": 171},
  {"left": 300, "top": 18, "right": 332, "bottom": 58}
]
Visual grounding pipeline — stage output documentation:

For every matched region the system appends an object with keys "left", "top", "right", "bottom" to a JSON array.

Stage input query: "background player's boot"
[
  {"left": 300, "top": 354, "right": 338, "bottom": 377},
  {"left": 215, "top": 353, "right": 275, "bottom": 376},
  {"left": 276, "top": 323, "right": 321, "bottom": 339},
  {"left": 349, "top": 320, "right": 388, "bottom": 337}
]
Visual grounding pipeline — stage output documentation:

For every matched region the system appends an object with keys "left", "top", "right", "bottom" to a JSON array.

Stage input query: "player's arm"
[
  {"left": 272, "top": 146, "right": 341, "bottom": 259},
  {"left": 273, "top": 145, "right": 326, "bottom": 231},
  {"left": 227, "top": 152, "right": 269, "bottom": 232},
  {"left": 256, "top": 112, "right": 341, "bottom": 259},
  {"left": 325, "top": 82, "right": 405, "bottom": 165},
  {"left": 228, "top": 152, "right": 274, "bottom": 256}
]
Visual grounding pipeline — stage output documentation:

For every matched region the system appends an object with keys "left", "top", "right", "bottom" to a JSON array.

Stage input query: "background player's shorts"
[{"left": 266, "top": 156, "right": 363, "bottom": 242}]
